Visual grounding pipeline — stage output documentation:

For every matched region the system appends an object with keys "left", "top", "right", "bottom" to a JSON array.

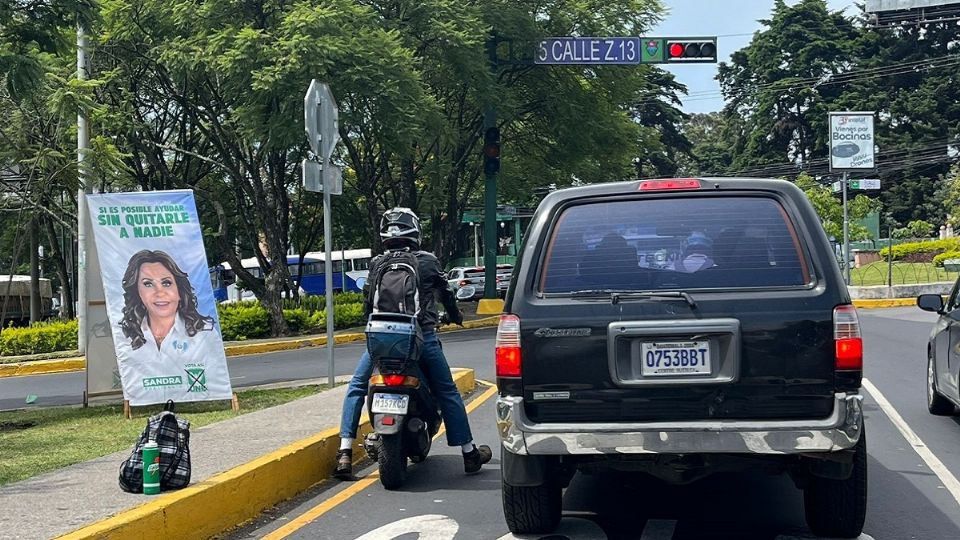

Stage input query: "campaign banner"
[{"left": 86, "top": 190, "right": 232, "bottom": 406}]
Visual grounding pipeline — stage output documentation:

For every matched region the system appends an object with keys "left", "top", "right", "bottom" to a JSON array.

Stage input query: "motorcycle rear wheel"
[{"left": 378, "top": 433, "right": 407, "bottom": 490}]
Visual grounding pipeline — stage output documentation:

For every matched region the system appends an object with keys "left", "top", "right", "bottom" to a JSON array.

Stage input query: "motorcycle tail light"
[{"left": 383, "top": 374, "right": 405, "bottom": 386}]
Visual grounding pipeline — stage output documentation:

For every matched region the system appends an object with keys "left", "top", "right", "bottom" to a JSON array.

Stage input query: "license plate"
[
  {"left": 371, "top": 393, "right": 409, "bottom": 414},
  {"left": 640, "top": 341, "right": 711, "bottom": 376}
]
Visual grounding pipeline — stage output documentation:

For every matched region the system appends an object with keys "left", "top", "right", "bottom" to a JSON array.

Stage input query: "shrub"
[
  {"left": 282, "top": 308, "right": 315, "bottom": 333},
  {"left": 317, "top": 303, "right": 366, "bottom": 331},
  {"left": 283, "top": 292, "right": 364, "bottom": 313},
  {"left": 217, "top": 302, "right": 270, "bottom": 341},
  {"left": 0, "top": 320, "right": 79, "bottom": 356},
  {"left": 879, "top": 238, "right": 960, "bottom": 262},
  {"left": 933, "top": 251, "right": 960, "bottom": 267}
]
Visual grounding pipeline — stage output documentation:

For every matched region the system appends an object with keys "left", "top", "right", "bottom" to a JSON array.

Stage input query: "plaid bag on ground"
[{"left": 119, "top": 401, "right": 191, "bottom": 493}]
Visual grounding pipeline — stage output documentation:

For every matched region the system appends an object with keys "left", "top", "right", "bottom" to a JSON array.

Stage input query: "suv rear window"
[{"left": 540, "top": 196, "right": 810, "bottom": 293}]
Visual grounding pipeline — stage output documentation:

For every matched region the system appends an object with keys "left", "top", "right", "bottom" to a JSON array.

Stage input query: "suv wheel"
[
  {"left": 927, "top": 354, "right": 955, "bottom": 415},
  {"left": 803, "top": 430, "right": 867, "bottom": 538},
  {"left": 502, "top": 480, "right": 562, "bottom": 534}
]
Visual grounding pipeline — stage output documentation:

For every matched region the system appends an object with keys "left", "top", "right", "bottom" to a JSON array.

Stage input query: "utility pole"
[
  {"left": 77, "top": 25, "right": 90, "bottom": 352},
  {"left": 842, "top": 171, "right": 850, "bottom": 285},
  {"left": 481, "top": 37, "right": 500, "bottom": 310}
]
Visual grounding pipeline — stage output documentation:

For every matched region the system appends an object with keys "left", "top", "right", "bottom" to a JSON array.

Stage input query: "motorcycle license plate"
[{"left": 372, "top": 393, "right": 409, "bottom": 414}]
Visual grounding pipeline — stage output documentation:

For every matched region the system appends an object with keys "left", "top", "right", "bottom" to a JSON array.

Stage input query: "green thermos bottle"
[{"left": 142, "top": 440, "right": 160, "bottom": 495}]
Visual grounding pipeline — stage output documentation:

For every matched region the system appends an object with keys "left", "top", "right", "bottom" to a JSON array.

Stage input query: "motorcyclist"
[{"left": 334, "top": 207, "right": 492, "bottom": 479}]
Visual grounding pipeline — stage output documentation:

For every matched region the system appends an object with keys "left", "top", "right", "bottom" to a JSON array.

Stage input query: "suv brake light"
[
  {"left": 639, "top": 179, "right": 701, "bottom": 191},
  {"left": 834, "top": 305, "right": 862, "bottom": 370},
  {"left": 496, "top": 314, "right": 522, "bottom": 377}
]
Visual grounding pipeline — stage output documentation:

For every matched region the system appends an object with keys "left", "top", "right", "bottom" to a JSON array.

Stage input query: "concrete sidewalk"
[{"left": 0, "top": 369, "right": 480, "bottom": 540}]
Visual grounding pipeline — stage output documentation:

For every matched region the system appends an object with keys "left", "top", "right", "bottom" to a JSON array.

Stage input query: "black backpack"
[
  {"left": 119, "top": 400, "right": 191, "bottom": 493},
  {"left": 371, "top": 250, "right": 421, "bottom": 318}
]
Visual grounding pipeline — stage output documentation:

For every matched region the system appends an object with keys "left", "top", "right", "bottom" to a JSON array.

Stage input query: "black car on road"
[{"left": 495, "top": 178, "right": 866, "bottom": 538}]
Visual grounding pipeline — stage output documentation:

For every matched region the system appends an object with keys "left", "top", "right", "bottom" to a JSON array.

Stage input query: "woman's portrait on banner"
[{"left": 119, "top": 249, "right": 219, "bottom": 361}]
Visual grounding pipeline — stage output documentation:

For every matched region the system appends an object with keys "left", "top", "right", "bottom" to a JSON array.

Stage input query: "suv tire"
[
  {"left": 803, "top": 430, "right": 867, "bottom": 538},
  {"left": 502, "top": 480, "right": 562, "bottom": 534},
  {"left": 927, "top": 354, "right": 955, "bottom": 416}
]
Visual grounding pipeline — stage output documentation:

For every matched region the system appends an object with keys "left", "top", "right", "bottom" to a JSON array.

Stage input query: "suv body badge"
[
  {"left": 533, "top": 391, "right": 571, "bottom": 401},
  {"left": 534, "top": 328, "right": 591, "bottom": 338}
]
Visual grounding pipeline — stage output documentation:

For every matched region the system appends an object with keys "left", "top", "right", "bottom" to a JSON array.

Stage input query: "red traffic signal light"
[
  {"left": 666, "top": 38, "right": 717, "bottom": 63},
  {"left": 483, "top": 127, "right": 501, "bottom": 174}
]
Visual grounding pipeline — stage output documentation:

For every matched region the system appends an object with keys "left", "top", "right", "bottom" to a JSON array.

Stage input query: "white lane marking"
[
  {"left": 496, "top": 517, "right": 608, "bottom": 539},
  {"left": 639, "top": 519, "right": 676, "bottom": 540},
  {"left": 863, "top": 377, "right": 960, "bottom": 509},
  {"left": 353, "top": 514, "right": 458, "bottom": 540}
]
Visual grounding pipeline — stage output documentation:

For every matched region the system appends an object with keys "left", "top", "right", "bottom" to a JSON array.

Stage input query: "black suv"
[{"left": 495, "top": 178, "right": 865, "bottom": 537}]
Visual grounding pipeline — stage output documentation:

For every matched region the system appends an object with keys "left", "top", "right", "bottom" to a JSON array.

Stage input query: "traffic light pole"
[{"left": 483, "top": 37, "right": 499, "bottom": 301}]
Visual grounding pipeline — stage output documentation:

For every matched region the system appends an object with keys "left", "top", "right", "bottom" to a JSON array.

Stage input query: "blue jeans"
[{"left": 339, "top": 330, "right": 474, "bottom": 447}]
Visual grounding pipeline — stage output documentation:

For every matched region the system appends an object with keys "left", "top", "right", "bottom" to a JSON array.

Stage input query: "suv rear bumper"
[{"left": 496, "top": 392, "right": 863, "bottom": 456}]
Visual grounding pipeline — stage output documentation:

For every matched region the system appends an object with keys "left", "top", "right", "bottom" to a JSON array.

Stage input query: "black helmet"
[{"left": 379, "top": 207, "right": 421, "bottom": 249}]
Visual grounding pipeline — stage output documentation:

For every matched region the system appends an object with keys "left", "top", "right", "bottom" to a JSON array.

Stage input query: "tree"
[
  {"left": 718, "top": 0, "right": 858, "bottom": 175},
  {"left": 795, "top": 174, "right": 879, "bottom": 241}
]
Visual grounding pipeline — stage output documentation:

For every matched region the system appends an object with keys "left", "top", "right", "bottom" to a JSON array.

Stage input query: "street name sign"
[{"left": 537, "top": 37, "right": 641, "bottom": 64}]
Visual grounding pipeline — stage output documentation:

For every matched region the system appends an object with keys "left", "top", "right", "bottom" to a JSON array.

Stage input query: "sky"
[{"left": 652, "top": 0, "right": 858, "bottom": 114}]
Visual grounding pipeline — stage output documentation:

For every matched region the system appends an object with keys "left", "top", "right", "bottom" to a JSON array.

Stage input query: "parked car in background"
[
  {"left": 447, "top": 266, "right": 485, "bottom": 300},
  {"left": 447, "top": 264, "right": 514, "bottom": 300},
  {"left": 917, "top": 292, "right": 960, "bottom": 416},
  {"left": 496, "top": 177, "right": 866, "bottom": 538}
]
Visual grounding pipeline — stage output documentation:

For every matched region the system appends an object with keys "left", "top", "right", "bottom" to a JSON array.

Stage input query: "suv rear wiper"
[
  {"left": 612, "top": 291, "right": 697, "bottom": 309},
  {"left": 567, "top": 289, "right": 697, "bottom": 309}
]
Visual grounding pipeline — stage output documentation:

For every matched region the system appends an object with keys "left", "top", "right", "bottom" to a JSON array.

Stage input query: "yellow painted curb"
[
  {"left": 0, "top": 358, "right": 86, "bottom": 378},
  {"left": 852, "top": 298, "right": 917, "bottom": 309},
  {"left": 476, "top": 298, "right": 505, "bottom": 315},
  {"left": 57, "top": 369, "right": 477, "bottom": 540}
]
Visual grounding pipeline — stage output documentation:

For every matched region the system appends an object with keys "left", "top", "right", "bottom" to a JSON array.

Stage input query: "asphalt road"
[
  {"left": 215, "top": 307, "right": 960, "bottom": 540},
  {"left": 5, "top": 309, "right": 960, "bottom": 538}
]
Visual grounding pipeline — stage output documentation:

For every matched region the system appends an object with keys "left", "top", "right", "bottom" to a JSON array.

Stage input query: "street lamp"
[{"left": 470, "top": 222, "right": 480, "bottom": 266}]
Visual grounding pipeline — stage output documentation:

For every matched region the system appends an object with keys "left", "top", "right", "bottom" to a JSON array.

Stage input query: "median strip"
[{"left": 57, "top": 369, "right": 477, "bottom": 540}]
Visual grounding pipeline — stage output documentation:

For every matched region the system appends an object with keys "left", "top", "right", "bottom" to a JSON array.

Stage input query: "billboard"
[
  {"left": 829, "top": 112, "right": 876, "bottom": 171},
  {"left": 86, "top": 190, "right": 232, "bottom": 406},
  {"left": 866, "top": 0, "right": 960, "bottom": 12}
]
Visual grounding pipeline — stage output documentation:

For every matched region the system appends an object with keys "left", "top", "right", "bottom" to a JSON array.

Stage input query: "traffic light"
[
  {"left": 483, "top": 127, "right": 501, "bottom": 175},
  {"left": 665, "top": 38, "right": 717, "bottom": 63}
]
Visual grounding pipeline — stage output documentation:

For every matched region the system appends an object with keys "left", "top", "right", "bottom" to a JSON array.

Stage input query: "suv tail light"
[
  {"left": 834, "top": 305, "right": 862, "bottom": 370},
  {"left": 496, "top": 314, "right": 522, "bottom": 377}
]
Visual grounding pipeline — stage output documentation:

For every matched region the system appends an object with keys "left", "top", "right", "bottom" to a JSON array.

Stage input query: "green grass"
[
  {"left": 850, "top": 261, "right": 960, "bottom": 287},
  {"left": 0, "top": 385, "right": 327, "bottom": 486}
]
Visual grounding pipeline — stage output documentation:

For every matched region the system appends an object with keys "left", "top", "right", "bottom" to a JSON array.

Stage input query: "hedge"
[
  {"left": 933, "top": 251, "right": 960, "bottom": 267},
  {"left": 878, "top": 238, "right": 960, "bottom": 262},
  {"left": 217, "top": 300, "right": 365, "bottom": 341},
  {"left": 0, "top": 320, "right": 79, "bottom": 356},
  {"left": 282, "top": 292, "right": 364, "bottom": 313}
]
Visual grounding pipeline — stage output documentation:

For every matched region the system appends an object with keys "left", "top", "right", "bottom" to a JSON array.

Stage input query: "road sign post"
[
  {"left": 304, "top": 80, "right": 341, "bottom": 388},
  {"left": 829, "top": 111, "right": 877, "bottom": 286}
]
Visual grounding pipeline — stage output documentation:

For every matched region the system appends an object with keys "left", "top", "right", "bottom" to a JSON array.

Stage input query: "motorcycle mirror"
[{"left": 456, "top": 285, "right": 476, "bottom": 301}]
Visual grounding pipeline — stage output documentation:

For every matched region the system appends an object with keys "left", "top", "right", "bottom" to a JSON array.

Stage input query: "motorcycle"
[{"left": 362, "top": 312, "right": 442, "bottom": 490}]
